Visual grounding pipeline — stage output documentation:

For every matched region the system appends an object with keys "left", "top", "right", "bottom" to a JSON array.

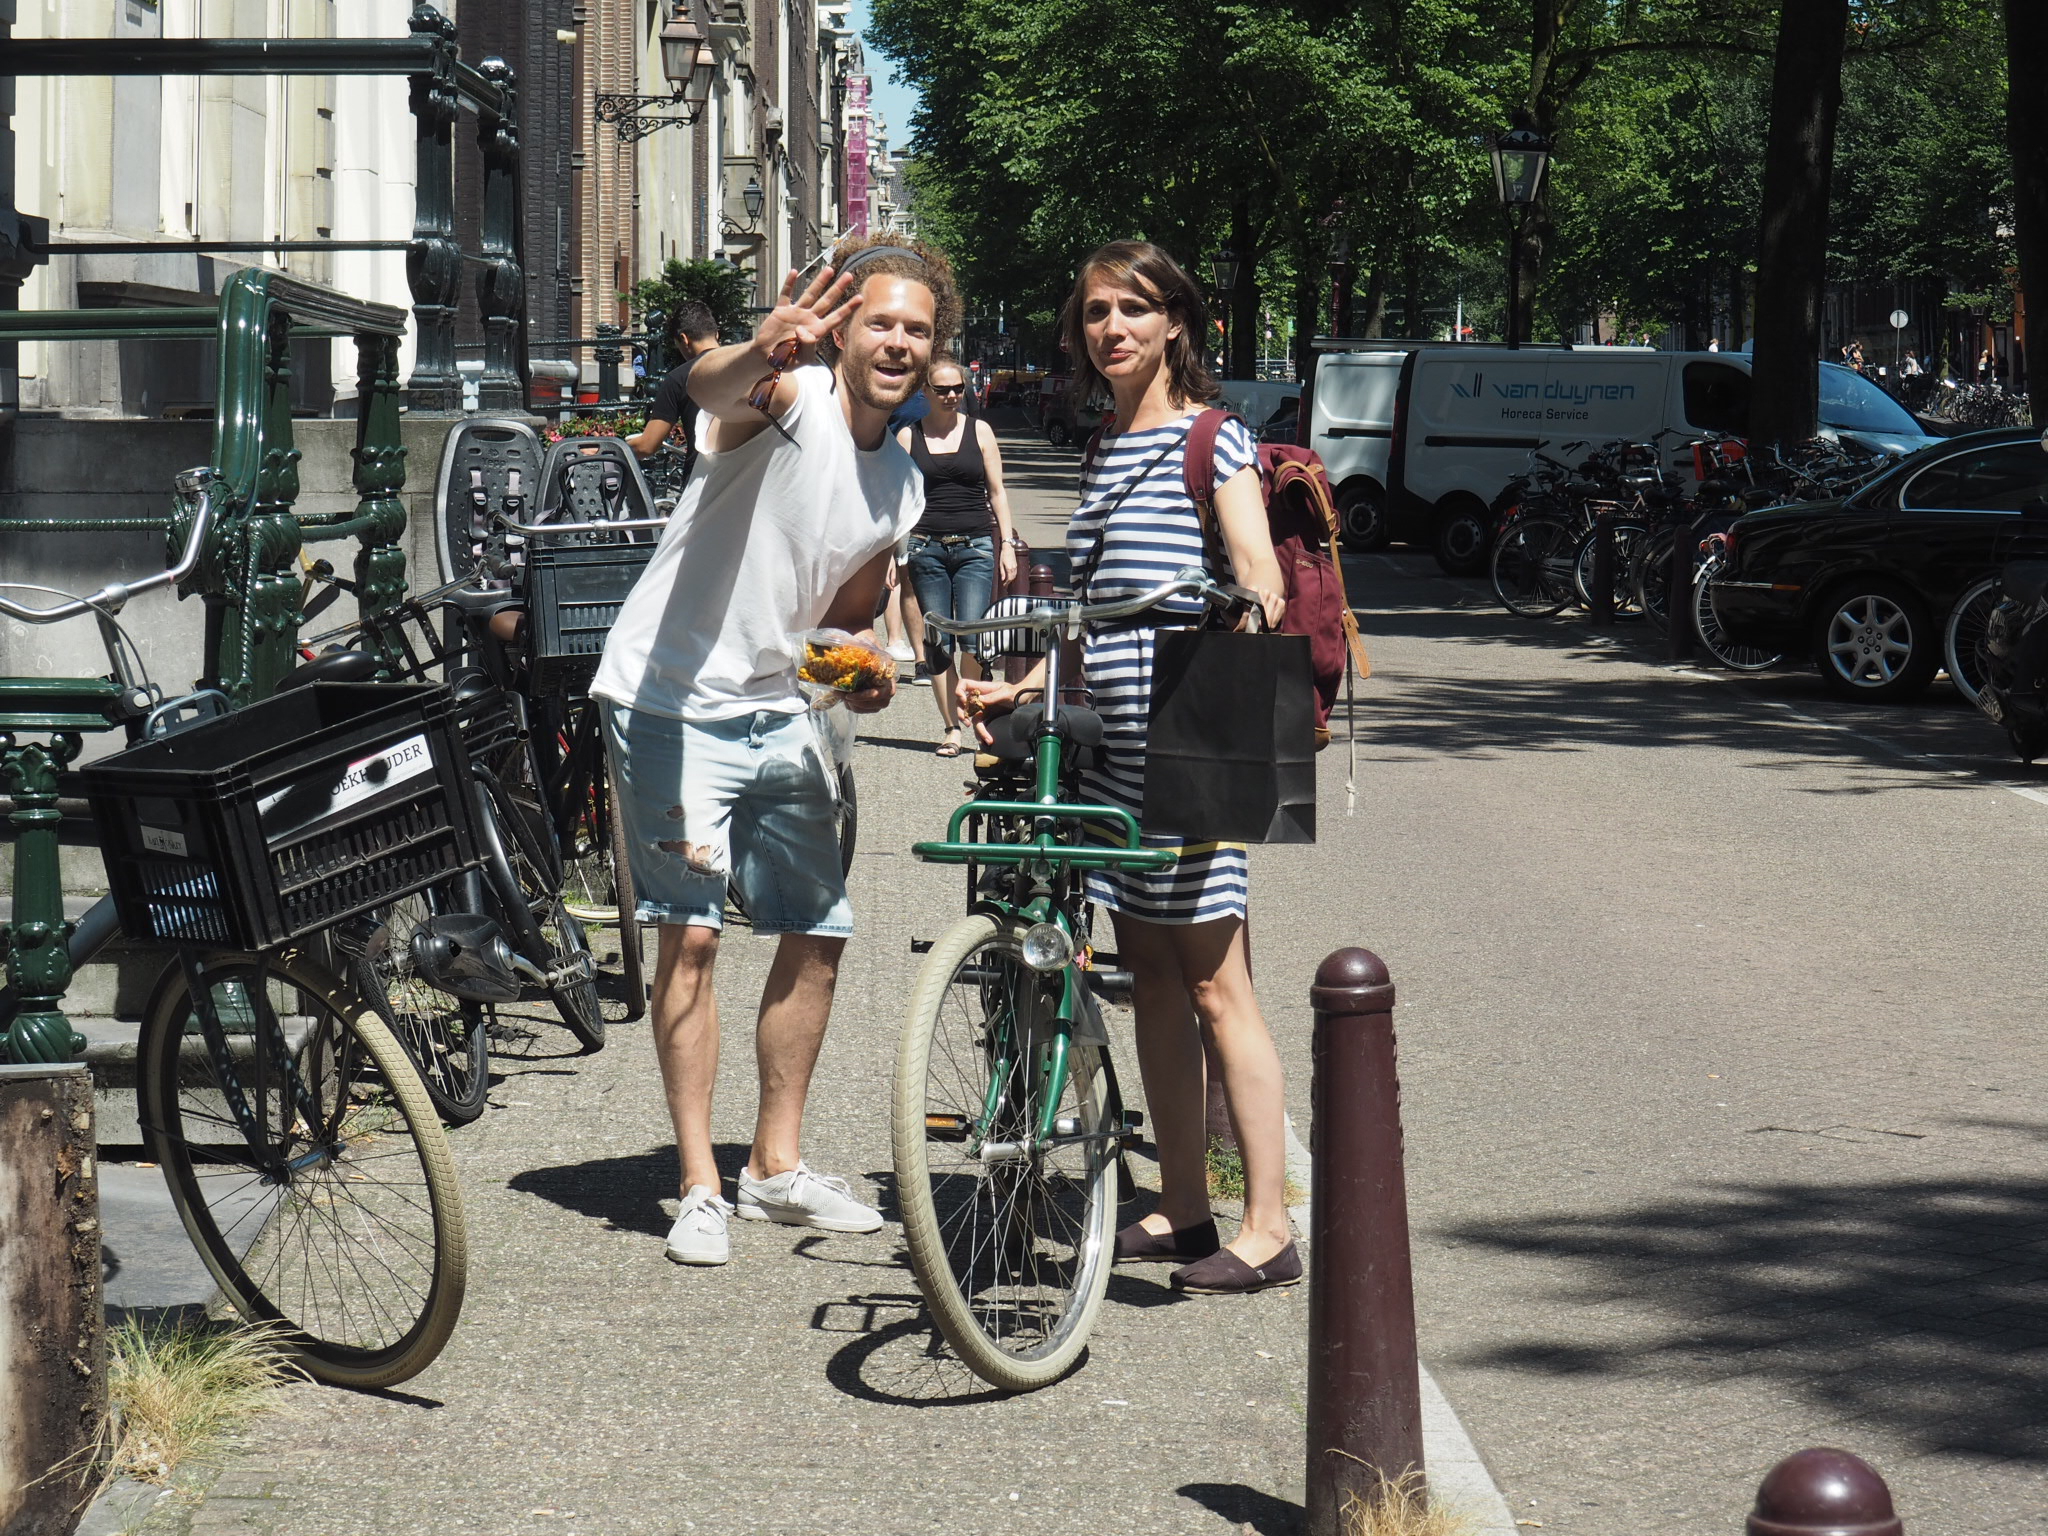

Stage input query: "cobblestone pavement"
[{"left": 118, "top": 426, "right": 2048, "bottom": 1533}]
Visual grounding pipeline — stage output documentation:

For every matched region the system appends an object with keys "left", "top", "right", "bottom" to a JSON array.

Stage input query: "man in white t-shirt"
[{"left": 592, "top": 235, "right": 958, "bottom": 1266}]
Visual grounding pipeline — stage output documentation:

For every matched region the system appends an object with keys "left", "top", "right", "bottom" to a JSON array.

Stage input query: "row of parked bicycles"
[
  {"left": 1487, "top": 432, "right": 1900, "bottom": 669},
  {"left": 0, "top": 424, "right": 705, "bottom": 1391}
]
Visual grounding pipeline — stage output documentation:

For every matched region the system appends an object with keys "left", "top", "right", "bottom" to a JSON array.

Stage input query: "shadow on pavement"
[
  {"left": 1346, "top": 664, "right": 2038, "bottom": 795},
  {"left": 1177, "top": 1481, "right": 1302, "bottom": 1535},
  {"left": 506, "top": 1142, "right": 755, "bottom": 1236},
  {"left": 813, "top": 1291, "right": 1013, "bottom": 1407},
  {"left": 1446, "top": 1174, "right": 2048, "bottom": 1460}
]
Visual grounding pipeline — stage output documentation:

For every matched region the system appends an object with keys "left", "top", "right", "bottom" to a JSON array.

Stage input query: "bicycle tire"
[
  {"left": 1944, "top": 576, "right": 1999, "bottom": 708},
  {"left": 484, "top": 767, "right": 605, "bottom": 1052},
  {"left": 604, "top": 778, "right": 645, "bottom": 1023},
  {"left": 1692, "top": 555, "right": 1782, "bottom": 672},
  {"left": 137, "top": 949, "right": 467, "bottom": 1389},
  {"left": 1490, "top": 518, "right": 1577, "bottom": 618},
  {"left": 893, "top": 913, "right": 1117, "bottom": 1392},
  {"left": 835, "top": 762, "right": 858, "bottom": 878},
  {"left": 347, "top": 890, "right": 491, "bottom": 1125},
  {"left": 1630, "top": 527, "right": 1678, "bottom": 625},
  {"left": 1573, "top": 522, "right": 1649, "bottom": 618}
]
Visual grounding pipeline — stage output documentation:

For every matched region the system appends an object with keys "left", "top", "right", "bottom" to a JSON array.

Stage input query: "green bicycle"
[{"left": 894, "top": 568, "right": 1250, "bottom": 1391}]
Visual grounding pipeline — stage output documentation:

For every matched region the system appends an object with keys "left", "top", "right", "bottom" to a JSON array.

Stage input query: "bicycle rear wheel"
[
  {"left": 1574, "top": 522, "right": 1648, "bottom": 617},
  {"left": 893, "top": 913, "right": 1117, "bottom": 1392},
  {"left": 487, "top": 768, "right": 605, "bottom": 1051},
  {"left": 1944, "top": 576, "right": 1999, "bottom": 707},
  {"left": 1490, "top": 518, "right": 1577, "bottom": 617},
  {"left": 137, "top": 949, "right": 468, "bottom": 1389},
  {"left": 347, "top": 890, "right": 491, "bottom": 1125}
]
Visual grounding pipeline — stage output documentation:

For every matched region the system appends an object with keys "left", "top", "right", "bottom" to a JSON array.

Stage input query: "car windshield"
[{"left": 1818, "top": 363, "right": 1921, "bottom": 435}]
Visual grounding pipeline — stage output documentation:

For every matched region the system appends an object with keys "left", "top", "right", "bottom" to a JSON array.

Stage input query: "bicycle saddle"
[
  {"left": 981, "top": 703, "right": 1104, "bottom": 772},
  {"left": 278, "top": 649, "right": 381, "bottom": 690}
]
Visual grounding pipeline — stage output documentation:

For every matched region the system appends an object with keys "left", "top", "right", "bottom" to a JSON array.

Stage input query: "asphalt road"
[{"left": 158, "top": 425, "right": 2048, "bottom": 1534}]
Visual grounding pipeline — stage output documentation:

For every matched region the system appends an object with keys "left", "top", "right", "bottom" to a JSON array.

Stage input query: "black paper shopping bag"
[{"left": 1143, "top": 629, "right": 1317, "bottom": 844}]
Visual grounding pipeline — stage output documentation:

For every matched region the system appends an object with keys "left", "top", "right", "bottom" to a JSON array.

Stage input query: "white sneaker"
[
  {"left": 736, "top": 1162, "right": 883, "bottom": 1233},
  {"left": 885, "top": 639, "right": 917, "bottom": 662},
  {"left": 664, "top": 1185, "right": 733, "bottom": 1265}
]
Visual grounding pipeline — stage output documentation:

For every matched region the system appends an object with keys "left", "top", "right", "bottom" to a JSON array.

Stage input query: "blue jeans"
[
  {"left": 906, "top": 533, "right": 996, "bottom": 673},
  {"left": 600, "top": 701, "right": 853, "bottom": 936}
]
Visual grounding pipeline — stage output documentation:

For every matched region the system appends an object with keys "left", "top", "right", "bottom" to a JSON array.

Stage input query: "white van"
[{"left": 1309, "top": 346, "right": 1941, "bottom": 571}]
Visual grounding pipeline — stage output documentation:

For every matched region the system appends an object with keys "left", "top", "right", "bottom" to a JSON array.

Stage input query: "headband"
[{"left": 836, "top": 243, "right": 927, "bottom": 279}]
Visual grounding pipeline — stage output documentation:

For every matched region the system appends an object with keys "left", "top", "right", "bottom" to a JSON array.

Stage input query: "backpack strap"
[{"left": 1180, "top": 407, "right": 1236, "bottom": 506}]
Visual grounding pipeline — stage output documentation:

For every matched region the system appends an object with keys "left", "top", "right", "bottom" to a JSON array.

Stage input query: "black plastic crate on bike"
[
  {"left": 521, "top": 540, "right": 655, "bottom": 694},
  {"left": 82, "top": 683, "right": 483, "bottom": 949}
]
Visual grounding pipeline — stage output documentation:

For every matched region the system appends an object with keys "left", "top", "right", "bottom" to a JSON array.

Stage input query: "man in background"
[{"left": 628, "top": 300, "right": 722, "bottom": 477}]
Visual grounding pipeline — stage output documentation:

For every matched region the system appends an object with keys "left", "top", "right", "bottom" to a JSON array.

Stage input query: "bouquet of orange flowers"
[{"left": 796, "top": 628, "right": 894, "bottom": 707}]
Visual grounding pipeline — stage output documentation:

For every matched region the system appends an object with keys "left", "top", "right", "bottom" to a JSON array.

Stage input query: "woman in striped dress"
[{"left": 961, "top": 241, "right": 1298, "bottom": 1294}]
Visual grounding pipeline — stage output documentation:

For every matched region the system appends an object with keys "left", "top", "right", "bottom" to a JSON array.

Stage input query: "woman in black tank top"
[{"left": 895, "top": 359, "right": 1019, "bottom": 755}]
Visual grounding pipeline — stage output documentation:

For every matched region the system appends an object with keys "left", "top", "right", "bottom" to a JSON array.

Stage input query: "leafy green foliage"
[
  {"left": 869, "top": 0, "right": 2017, "bottom": 364},
  {"left": 629, "top": 259, "right": 756, "bottom": 372}
]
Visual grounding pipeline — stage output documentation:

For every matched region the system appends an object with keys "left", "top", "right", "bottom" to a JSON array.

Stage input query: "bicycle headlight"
[{"left": 1020, "top": 922, "right": 1075, "bottom": 973}]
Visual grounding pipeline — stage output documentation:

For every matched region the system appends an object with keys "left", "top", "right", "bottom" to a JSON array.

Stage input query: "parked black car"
[{"left": 1710, "top": 428, "right": 2048, "bottom": 702}]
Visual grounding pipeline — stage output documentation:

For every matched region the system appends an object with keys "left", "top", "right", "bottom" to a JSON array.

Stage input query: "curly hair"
[
  {"left": 1061, "top": 241, "right": 1220, "bottom": 413},
  {"left": 822, "top": 232, "right": 961, "bottom": 357}
]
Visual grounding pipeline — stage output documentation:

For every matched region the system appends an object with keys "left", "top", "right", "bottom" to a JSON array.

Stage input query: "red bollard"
[
  {"left": 1002, "top": 555, "right": 1052, "bottom": 686},
  {"left": 1306, "top": 947, "right": 1423, "bottom": 1536},
  {"left": 1748, "top": 1448, "right": 1903, "bottom": 1536}
]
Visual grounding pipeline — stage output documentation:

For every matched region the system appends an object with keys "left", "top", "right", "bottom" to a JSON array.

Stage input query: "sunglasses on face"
[
  {"left": 932, "top": 384, "right": 966, "bottom": 396},
  {"left": 747, "top": 338, "right": 801, "bottom": 414}
]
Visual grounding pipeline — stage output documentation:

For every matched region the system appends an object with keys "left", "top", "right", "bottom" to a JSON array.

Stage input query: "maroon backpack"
[{"left": 1180, "top": 409, "right": 1371, "bottom": 746}]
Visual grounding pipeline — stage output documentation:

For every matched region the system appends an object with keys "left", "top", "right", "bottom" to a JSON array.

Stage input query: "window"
[
  {"left": 1899, "top": 444, "right": 2048, "bottom": 513},
  {"left": 1683, "top": 362, "right": 1750, "bottom": 435}
]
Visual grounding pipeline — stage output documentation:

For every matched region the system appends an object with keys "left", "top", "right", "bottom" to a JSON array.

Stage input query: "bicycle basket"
[
  {"left": 522, "top": 540, "right": 656, "bottom": 694},
  {"left": 82, "top": 682, "right": 482, "bottom": 949}
]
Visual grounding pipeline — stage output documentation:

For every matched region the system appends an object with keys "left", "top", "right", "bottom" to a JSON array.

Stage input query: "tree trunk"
[
  {"left": 1294, "top": 255, "right": 1319, "bottom": 437},
  {"left": 1750, "top": 0, "right": 1849, "bottom": 448},
  {"left": 2008, "top": 0, "right": 2048, "bottom": 421},
  {"left": 1229, "top": 199, "right": 1258, "bottom": 381},
  {"left": 1361, "top": 268, "right": 1387, "bottom": 337}
]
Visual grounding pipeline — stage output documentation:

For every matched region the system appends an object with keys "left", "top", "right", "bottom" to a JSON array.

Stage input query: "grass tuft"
[
  {"left": 1340, "top": 1467, "right": 1480, "bottom": 1536},
  {"left": 1205, "top": 1136, "right": 1308, "bottom": 1206},
  {"left": 103, "top": 1317, "right": 306, "bottom": 1484}
]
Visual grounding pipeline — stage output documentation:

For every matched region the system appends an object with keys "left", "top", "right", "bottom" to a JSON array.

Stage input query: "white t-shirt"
[{"left": 592, "top": 363, "right": 924, "bottom": 721}]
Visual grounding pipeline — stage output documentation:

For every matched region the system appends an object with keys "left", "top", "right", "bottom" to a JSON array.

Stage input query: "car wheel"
[
  {"left": 1046, "top": 419, "right": 1072, "bottom": 449},
  {"left": 1336, "top": 479, "right": 1390, "bottom": 551},
  {"left": 1432, "top": 496, "right": 1491, "bottom": 576},
  {"left": 1811, "top": 580, "right": 1939, "bottom": 702}
]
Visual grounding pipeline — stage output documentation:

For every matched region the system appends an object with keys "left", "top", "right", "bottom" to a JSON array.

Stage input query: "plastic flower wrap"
[{"left": 796, "top": 628, "right": 893, "bottom": 708}]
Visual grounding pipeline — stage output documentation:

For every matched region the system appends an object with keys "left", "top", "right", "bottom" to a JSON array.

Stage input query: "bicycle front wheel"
[
  {"left": 138, "top": 950, "right": 468, "bottom": 1389},
  {"left": 893, "top": 914, "right": 1117, "bottom": 1392}
]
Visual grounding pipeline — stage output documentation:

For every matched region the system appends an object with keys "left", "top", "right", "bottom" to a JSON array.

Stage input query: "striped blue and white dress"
[{"left": 1068, "top": 411, "right": 1256, "bottom": 925}]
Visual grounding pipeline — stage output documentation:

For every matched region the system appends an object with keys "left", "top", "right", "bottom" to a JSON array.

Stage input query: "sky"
[{"left": 847, "top": 0, "right": 924, "bottom": 151}]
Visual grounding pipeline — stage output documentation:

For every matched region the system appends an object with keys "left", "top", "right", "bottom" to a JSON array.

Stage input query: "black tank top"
[{"left": 910, "top": 420, "right": 993, "bottom": 536}]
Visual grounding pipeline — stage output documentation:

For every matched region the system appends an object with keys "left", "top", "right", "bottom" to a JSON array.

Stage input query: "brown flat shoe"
[
  {"left": 1114, "top": 1217, "right": 1220, "bottom": 1263},
  {"left": 1170, "top": 1241, "right": 1303, "bottom": 1294}
]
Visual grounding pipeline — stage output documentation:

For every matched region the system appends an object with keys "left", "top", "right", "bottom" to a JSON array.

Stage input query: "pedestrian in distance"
[
  {"left": 591, "top": 234, "right": 957, "bottom": 1266},
  {"left": 1902, "top": 350, "right": 1922, "bottom": 377},
  {"left": 627, "top": 301, "right": 722, "bottom": 474},
  {"left": 960, "top": 240, "right": 1301, "bottom": 1295},
  {"left": 898, "top": 357, "right": 1020, "bottom": 755}
]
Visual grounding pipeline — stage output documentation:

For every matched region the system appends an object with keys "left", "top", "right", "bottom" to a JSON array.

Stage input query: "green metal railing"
[{"left": 0, "top": 267, "right": 411, "bottom": 1062}]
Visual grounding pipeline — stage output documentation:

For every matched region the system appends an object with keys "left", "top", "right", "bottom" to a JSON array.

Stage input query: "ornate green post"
[
  {"left": 476, "top": 56, "right": 526, "bottom": 411},
  {"left": 351, "top": 329, "right": 410, "bottom": 633},
  {"left": 406, "top": 1, "right": 462, "bottom": 412},
  {"left": 1, "top": 731, "right": 85, "bottom": 1062}
]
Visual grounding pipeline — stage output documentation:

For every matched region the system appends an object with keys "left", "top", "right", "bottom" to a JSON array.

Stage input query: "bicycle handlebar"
[
  {"left": 494, "top": 511, "right": 670, "bottom": 536},
  {"left": 0, "top": 466, "right": 220, "bottom": 624},
  {"left": 924, "top": 568, "right": 1250, "bottom": 641}
]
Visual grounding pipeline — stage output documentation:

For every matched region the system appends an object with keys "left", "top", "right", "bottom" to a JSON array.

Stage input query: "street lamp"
[
  {"left": 1326, "top": 229, "right": 1355, "bottom": 340},
  {"left": 595, "top": 18, "right": 714, "bottom": 140},
  {"left": 1211, "top": 247, "right": 1240, "bottom": 379},
  {"left": 1490, "top": 109, "right": 1552, "bottom": 349},
  {"left": 742, "top": 174, "right": 765, "bottom": 224}
]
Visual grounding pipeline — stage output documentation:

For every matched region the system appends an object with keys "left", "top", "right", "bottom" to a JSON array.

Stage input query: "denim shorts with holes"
[{"left": 599, "top": 701, "right": 854, "bottom": 936}]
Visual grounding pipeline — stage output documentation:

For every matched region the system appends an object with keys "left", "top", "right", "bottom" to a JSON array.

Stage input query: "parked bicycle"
[
  {"left": 893, "top": 567, "right": 1253, "bottom": 1391},
  {"left": 0, "top": 468, "right": 467, "bottom": 1387}
]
